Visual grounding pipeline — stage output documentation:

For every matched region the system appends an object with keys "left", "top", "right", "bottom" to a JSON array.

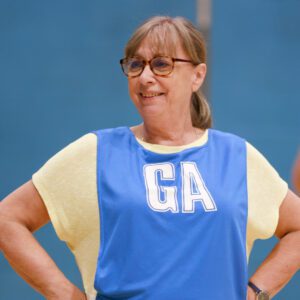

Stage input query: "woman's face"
[{"left": 128, "top": 38, "right": 206, "bottom": 122}]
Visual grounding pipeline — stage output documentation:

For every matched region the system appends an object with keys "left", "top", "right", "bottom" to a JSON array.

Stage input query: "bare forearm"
[
  {"left": 0, "top": 221, "right": 85, "bottom": 300},
  {"left": 249, "top": 231, "right": 300, "bottom": 298}
]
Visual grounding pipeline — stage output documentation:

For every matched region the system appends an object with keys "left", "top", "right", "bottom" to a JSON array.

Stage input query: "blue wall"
[
  {"left": 0, "top": 1, "right": 196, "bottom": 299},
  {"left": 0, "top": 0, "right": 299, "bottom": 299},
  {"left": 212, "top": 1, "right": 300, "bottom": 299}
]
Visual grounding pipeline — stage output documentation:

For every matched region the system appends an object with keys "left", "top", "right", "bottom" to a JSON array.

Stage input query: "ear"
[{"left": 191, "top": 63, "right": 206, "bottom": 92}]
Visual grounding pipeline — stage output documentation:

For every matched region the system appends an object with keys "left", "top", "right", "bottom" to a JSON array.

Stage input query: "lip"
[{"left": 139, "top": 92, "right": 165, "bottom": 99}]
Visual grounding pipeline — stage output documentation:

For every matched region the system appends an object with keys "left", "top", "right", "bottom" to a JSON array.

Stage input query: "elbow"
[
  {"left": 0, "top": 203, "right": 6, "bottom": 250},
  {"left": 280, "top": 230, "right": 300, "bottom": 270},
  {"left": 0, "top": 213, "right": 12, "bottom": 251},
  {"left": 0, "top": 206, "right": 21, "bottom": 251},
  {"left": 0, "top": 217, "right": 9, "bottom": 251},
  {"left": 0, "top": 216, "right": 27, "bottom": 253}
]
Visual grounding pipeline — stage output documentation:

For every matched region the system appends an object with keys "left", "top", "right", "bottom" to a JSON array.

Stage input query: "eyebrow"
[{"left": 132, "top": 52, "right": 171, "bottom": 59}]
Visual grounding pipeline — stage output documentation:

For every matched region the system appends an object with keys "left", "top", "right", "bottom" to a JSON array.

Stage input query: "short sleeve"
[
  {"left": 246, "top": 142, "right": 288, "bottom": 255},
  {"left": 32, "top": 133, "right": 100, "bottom": 297},
  {"left": 32, "top": 133, "right": 98, "bottom": 243}
]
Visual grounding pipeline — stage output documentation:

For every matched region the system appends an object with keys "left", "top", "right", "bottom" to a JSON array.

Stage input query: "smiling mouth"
[{"left": 139, "top": 92, "right": 165, "bottom": 99}]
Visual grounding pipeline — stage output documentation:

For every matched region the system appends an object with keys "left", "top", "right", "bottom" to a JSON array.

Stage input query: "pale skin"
[
  {"left": 0, "top": 181, "right": 87, "bottom": 300},
  {"left": 1, "top": 41, "right": 300, "bottom": 299},
  {"left": 128, "top": 38, "right": 206, "bottom": 145}
]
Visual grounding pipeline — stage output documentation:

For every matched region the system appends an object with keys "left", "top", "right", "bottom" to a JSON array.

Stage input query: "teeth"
[{"left": 141, "top": 93, "right": 162, "bottom": 97}]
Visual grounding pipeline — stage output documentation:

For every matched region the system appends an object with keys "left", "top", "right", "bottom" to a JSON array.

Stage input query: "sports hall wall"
[{"left": 0, "top": 1, "right": 299, "bottom": 299}]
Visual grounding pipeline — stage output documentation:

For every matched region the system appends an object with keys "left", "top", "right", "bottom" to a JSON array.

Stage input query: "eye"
[
  {"left": 152, "top": 57, "right": 172, "bottom": 70},
  {"left": 128, "top": 59, "right": 144, "bottom": 71}
]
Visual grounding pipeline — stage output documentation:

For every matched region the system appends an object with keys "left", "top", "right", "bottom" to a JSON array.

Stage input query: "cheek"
[
  {"left": 183, "top": 74, "right": 195, "bottom": 95},
  {"left": 128, "top": 80, "right": 137, "bottom": 100},
  {"left": 172, "top": 74, "right": 193, "bottom": 96}
]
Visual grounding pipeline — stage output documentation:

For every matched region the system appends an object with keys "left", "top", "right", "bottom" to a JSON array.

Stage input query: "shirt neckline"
[{"left": 126, "top": 127, "right": 210, "bottom": 154}]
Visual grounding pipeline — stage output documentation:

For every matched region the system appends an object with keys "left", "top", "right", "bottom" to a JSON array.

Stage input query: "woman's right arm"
[{"left": 0, "top": 180, "right": 86, "bottom": 300}]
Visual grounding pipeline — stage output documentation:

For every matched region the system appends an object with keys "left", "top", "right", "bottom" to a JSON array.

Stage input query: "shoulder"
[
  {"left": 65, "top": 133, "right": 96, "bottom": 156},
  {"left": 33, "top": 133, "right": 97, "bottom": 179},
  {"left": 246, "top": 141, "right": 286, "bottom": 186},
  {"left": 208, "top": 129, "right": 246, "bottom": 153}
]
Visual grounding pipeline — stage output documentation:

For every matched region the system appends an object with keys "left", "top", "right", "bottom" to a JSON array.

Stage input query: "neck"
[{"left": 133, "top": 120, "right": 204, "bottom": 146}]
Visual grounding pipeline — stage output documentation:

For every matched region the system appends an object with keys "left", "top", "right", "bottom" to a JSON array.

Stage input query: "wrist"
[
  {"left": 247, "top": 286, "right": 257, "bottom": 300},
  {"left": 45, "top": 279, "right": 76, "bottom": 300},
  {"left": 248, "top": 281, "right": 270, "bottom": 300}
]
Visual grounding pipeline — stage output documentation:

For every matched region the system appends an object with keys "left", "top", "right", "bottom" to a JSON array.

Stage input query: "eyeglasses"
[{"left": 119, "top": 56, "right": 196, "bottom": 77}]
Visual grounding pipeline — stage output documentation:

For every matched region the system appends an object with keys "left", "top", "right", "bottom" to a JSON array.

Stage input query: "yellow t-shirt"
[{"left": 32, "top": 129, "right": 288, "bottom": 300}]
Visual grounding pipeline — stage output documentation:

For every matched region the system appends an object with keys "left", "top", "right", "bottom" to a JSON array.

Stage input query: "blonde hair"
[{"left": 124, "top": 16, "right": 212, "bottom": 129}]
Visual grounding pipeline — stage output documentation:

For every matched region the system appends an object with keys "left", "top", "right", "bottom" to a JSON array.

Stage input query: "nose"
[{"left": 138, "top": 64, "right": 155, "bottom": 84}]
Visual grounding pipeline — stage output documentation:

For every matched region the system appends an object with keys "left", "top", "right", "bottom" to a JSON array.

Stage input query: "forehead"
[
  {"left": 126, "top": 22, "right": 186, "bottom": 58},
  {"left": 134, "top": 36, "right": 185, "bottom": 59}
]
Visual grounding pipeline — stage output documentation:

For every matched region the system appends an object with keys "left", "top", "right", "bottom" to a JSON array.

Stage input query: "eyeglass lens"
[{"left": 123, "top": 57, "right": 173, "bottom": 77}]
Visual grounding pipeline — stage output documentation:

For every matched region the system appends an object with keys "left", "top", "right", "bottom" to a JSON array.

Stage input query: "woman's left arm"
[{"left": 248, "top": 189, "right": 300, "bottom": 299}]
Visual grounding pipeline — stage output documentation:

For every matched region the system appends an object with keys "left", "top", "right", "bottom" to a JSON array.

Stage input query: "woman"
[{"left": 0, "top": 16, "right": 300, "bottom": 300}]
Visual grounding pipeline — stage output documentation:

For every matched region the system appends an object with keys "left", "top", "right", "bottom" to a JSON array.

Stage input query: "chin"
[
  {"left": 137, "top": 105, "right": 165, "bottom": 119},
  {"left": 131, "top": 94, "right": 167, "bottom": 116}
]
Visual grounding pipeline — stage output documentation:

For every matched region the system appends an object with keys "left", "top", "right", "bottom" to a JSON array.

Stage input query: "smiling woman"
[
  {"left": 127, "top": 41, "right": 207, "bottom": 144},
  {"left": 0, "top": 15, "right": 300, "bottom": 300},
  {"left": 124, "top": 16, "right": 211, "bottom": 135}
]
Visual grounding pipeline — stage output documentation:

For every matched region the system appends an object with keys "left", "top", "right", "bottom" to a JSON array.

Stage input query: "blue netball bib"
[{"left": 93, "top": 127, "right": 248, "bottom": 300}]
